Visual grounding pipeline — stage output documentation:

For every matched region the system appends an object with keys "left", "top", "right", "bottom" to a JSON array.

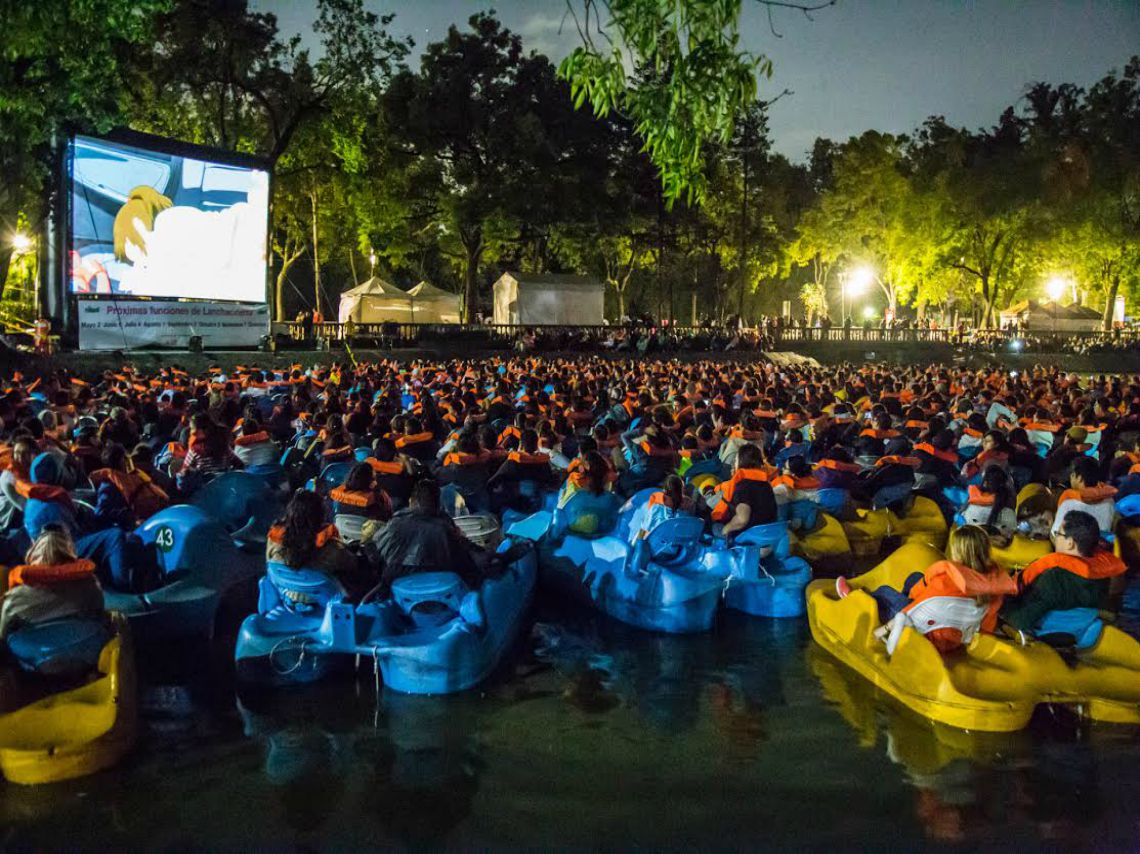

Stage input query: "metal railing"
[{"left": 269, "top": 322, "right": 1140, "bottom": 351}]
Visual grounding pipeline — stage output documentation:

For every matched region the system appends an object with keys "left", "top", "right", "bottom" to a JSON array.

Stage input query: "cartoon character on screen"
[{"left": 112, "top": 171, "right": 268, "bottom": 301}]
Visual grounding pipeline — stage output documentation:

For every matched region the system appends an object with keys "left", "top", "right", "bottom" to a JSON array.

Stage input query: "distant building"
[{"left": 999, "top": 300, "right": 1102, "bottom": 332}]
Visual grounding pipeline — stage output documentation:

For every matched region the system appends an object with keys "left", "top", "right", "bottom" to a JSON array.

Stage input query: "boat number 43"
[{"left": 154, "top": 526, "right": 176, "bottom": 552}]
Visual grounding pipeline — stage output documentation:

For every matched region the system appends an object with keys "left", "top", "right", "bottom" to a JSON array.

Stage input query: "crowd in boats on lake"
[{"left": 0, "top": 356, "right": 1136, "bottom": 667}]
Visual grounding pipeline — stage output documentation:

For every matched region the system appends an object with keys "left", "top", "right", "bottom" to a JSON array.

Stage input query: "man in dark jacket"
[{"left": 372, "top": 479, "right": 482, "bottom": 593}]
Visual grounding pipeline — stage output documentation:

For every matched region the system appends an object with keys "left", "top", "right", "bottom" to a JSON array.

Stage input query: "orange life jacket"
[
  {"left": 860, "top": 428, "right": 900, "bottom": 440},
  {"left": 771, "top": 474, "right": 821, "bottom": 490},
  {"left": 268, "top": 523, "right": 339, "bottom": 549},
  {"left": 1056, "top": 483, "right": 1117, "bottom": 508},
  {"left": 90, "top": 467, "right": 169, "bottom": 521},
  {"left": 1020, "top": 549, "right": 1127, "bottom": 587},
  {"left": 966, "top": 485, "right": 996, "bottom": 506},
  {"left": 874, "top": 455, "right": 921, "bottom": 469},
  {"left": 711, "top": 468, "right": 770, "bottom": 522},
  {"left": 395, "top": 431, "right": 434, "bottom": 449},
  {"left": 8, "top": 559, "right": 97, "bottom": 588},
  {"left": 814, "top": 458, "right": 861, "bottom": 474},
  {"left": 507, "top": 451, "right": 549, "bottom": 466},
  {"left": 366, "top": 458, "right": 405, "bottom": 476},
  {"left": 914, "top": 442, "right": 957, "bottom": 464},
  {"left": 902, "top": 559, "right": 1014, "bottom": 643},
  {"left": 234, "top": 431, "right": 271, "bottom": 447}
]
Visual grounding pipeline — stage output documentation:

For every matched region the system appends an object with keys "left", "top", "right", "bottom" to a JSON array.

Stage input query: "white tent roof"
[
  {"left": 341, "top": 277, "right": 407, "bottom": 298},
  {"left": 407, "top": 280, "right": 453, "bottom": 298}
]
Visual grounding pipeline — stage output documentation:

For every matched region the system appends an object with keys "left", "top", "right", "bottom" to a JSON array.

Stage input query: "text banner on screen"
[{"left": 77, "top": 299, "right": 268, "bottom": 350}]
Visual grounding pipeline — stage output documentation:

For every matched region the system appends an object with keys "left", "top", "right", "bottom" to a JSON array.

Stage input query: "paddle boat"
[
  {"left": 0, "top": 613, "right": 137, "bottom": 785},
  {"left": 125, "top": 504, "right": 265, "bottom": 639},
  {"left": 234, "top": 539, "right": 537, "bottom": 694},
  {"left": 189, "top": 470, "right": 282, "bottom": 546},
  {"left": 807, "top": 542, "right": 1140, "bottom": 732},
  {"left": 508, "top": 489, "right": 812, "bottom": 632}
]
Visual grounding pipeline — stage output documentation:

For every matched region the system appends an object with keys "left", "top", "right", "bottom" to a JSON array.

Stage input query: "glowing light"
[
  {"left": 848, "top": 266, "right": 875, "bottom": 297},
  {"left": 862, "top": 305, "right": 875, "bottom": 319},
  {"left": 1010, "top": 339, "right": 1023, "bottom": 352},
  {"left": 10, "top": 232, "right": 31, "bottom": 254},
  {"left": 1045, "top": 275, "right": 1069, "bottom": 302}
]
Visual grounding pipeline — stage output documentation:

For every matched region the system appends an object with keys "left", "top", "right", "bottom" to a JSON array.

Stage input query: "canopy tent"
[
  {"left": 407, "top": 280, "right": 461, "bottom": 324},
  {"left": 492, "top": 272, "right": 606, "bottom": 326},
  {"left": 999, "top": 300, "right": 1102, "bottom": 333},
  {"left": 337, "top": 277, "right": 415, "bottom": 324}
]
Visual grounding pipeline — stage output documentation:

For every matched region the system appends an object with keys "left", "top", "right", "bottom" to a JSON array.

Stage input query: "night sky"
[{"left": 252, "top": 0, "right": 1140, "bottom": 160}]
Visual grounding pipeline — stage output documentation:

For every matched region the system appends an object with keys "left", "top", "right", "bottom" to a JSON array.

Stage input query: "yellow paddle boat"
[
  {"left": 792, "top": 512, "right": 852, "bottom": 565},
  {"left": 807, "top": 543, "right": 1140, "bottom": 732},
  {"left": 0, "top": 614, "right": 137, "bottom": 785}
]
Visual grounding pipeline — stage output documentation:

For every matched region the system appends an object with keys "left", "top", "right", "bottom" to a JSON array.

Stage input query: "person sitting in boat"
[
  {"left": 813, "top": 447, "right": 861, "bottom": 492},
  {"left": 772, "top": 428, "right": 812, "bottom": 469},
  {"left": 21, "top": 451, "right": 157, "bottom": 592},
  {"left": 618, "top": 418, "right": 679, "bottom": 497},
  {"left": 852, "top": 444, "right": 919, "bottom": 509},
  {"left": 957, "top": 465, "right": 1016, "bottom": 540},
  {"left": 913, "top": 429, "right": 961, "bottom": 485},
  {"left": 771, "top": 455, "right": 821, "bottom": 504},
  {"left": 1044, "top": 426, "right": 1093, "bottom": 486},
  {"left": 317, "top": 414, "right": 354, "bottom": 463},
  {"left": 330, "top": 462, "right": 392, "bottom": 522},
  {"left": 709, "top": 444, "right": 777, "bottom": 538},
  {"left": 233, "top": 417, "right": 278, "bottom": 468},
  {"left": 0, "top": 436, "right": 35, "bottom": 534},
  {"left": 90, "top": 441, "right": 169, "bottom": 529},
  {"left": 436, "top": 432, "right": 493, "bottom": 512},
  {"left": 267, "top": 489, "right": 367, "bottom": 594},
  {"left": 1001, "top": 510, "right": 1128, "bottom": 637},
  {"left": 956, "top": 413, "right": 988, "bottom": 461},
  {"left": 487, "top": 429, "right": 557, "bottom": 511},
  {"left": 394, "top": 417, "right": 438, "bottom": 464},
  {"left": 372, "top": 479, "right": 483, "bottom": 595},
  {"left": 961, "top": 430, "right": 1011, "bottom": 484},
  {"left": 131, "top": 442, "right": 177, "bottom": 500},
  {"left": 1051, "top": 456, "right": 1116, "bottom": 538},
  {"left": 366, "top": 438, "right": 417, "bottom": 511},
  {"left": 635, "top": 475, "right": 695, "bottom": 541},
  {"left": 837, "top": 524, "right": 1016, "bottom": 654},
  {"left": 854, "top": 411, "right": 900, "bottom": 458},
  {"left": 0, "top": 525, "right": 106, "bottom": 644},
  {"left": 178, "top": 414, "right": 242, "bottom": 493}
]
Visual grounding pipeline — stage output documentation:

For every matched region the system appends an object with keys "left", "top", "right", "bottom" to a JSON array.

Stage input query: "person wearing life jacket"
[
  {"left": 956, "top": 413, "right": 988, "bottom": 462},
  {"left": 1044, "top": 426, "right": 1092, "bottom": 486},
  {"left": 1108, "top": 435, "right": 1140, "bottom": 485},
  {"left": 372, "top": 478, "right": 483, "bottom": 596},
  {"left": 1051, "top": 456, "right": 1116, "bottom": 537},
  {"left": 813, "top": 447, "right": 861, "bottom": 491},
  {"left": 1001, "top": 510, "right": 1128, "bottom": 635},
  {"left": 914, "top": 429, "right": 961, "bottom": 485},
  {"left": 90, "top": 442, "right": 169, "bottom": 529},
  {"left": 233, "top": 417, "right": 278, "bottom": 468},
  {"left": 961, "top": 430, "right": 1011, "bottom": 483},
  {"left": 366, "top": 438, "right": 417, "bottom": 511},
  {"left": 0, "top": 436, "right": 35, "bottom": 535},
  {"left": 635, "top": 475, "right": 695, "bottom": 542},
  {"left": 329, "top": 462, "right": 393, "bottom": 522},
  {"left": 437, "top": 432, "right": 493, "bottom": 512},
  {"left": 21, "top": 452, "right": 157, "bottom": 593},
  {"left": 618, "top": 419, "right": 678, "bottom": 497},
  {"left": 772, "top": 427, "right": 812, "bottom": 469},
  {"left": 771, "top": 455, "right": 821, "bottom": 504},
  {"left": 267, "top": 489, "right": 366, "bottom": 593},
  {"left": 854, "top": 442, "right": 920, "bottom": 509},
  {"left": 709, "top": 444, "right": 777, "bottom": 537},
  {"left": 957, "top": 465, "right": 1016, "bottom": 538},
  {"left": 487, "top": 429, "right": 557, "bottom": 512},
  {"left": 394, "top": 416, "right": 438, "bottom": 464},
  {"left": 854, "top": 411, "right": 900, "bottom": 458},
  {"left": 837, "top": 525, "right": 1017, "bottom": 654},
  {"left": 0, "top": 526, "right": 107, "bottom": 645}
]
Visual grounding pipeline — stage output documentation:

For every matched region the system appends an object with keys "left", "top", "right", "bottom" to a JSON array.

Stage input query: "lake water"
[{"left": 4, "top": 588, "right": 1140, "bottom": 850}]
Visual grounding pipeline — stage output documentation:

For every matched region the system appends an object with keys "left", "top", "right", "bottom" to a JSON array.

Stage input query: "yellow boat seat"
[
  {"left": 792, "top": 512, "right": 852, "bottom": 563},
  {"left": 895, "top": 495, "right": 949, "bottom": 551}
]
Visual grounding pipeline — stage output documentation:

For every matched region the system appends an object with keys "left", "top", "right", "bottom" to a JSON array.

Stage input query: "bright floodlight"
[
  {"left": 10, "top": 232, "right": 32, "bottom": 254},
  {"left": 1045, "top": 275, "right": 1068, "bottom": 302},
  {"left": 862, "top": 305, "right": 875, "bottom": 319},
  {"left": 848, "top": 266, "right": 874, "bottom": 296}
]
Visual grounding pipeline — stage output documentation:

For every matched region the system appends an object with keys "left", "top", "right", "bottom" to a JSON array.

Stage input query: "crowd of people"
[{"left": 0, "top": 355, "right": 1136, "bottom": 657}]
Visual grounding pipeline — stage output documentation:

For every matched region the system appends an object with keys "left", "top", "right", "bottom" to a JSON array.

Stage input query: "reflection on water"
[{"left": 3, "top": 587, "right": 1139, "bottom": 849}]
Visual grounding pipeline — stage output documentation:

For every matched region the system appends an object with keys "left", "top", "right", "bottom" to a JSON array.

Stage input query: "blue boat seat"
[
  {"left": 316, "top": 462, "right": 352, "bottom": 495},
  {"left": 1115, "top": 493, "right": 1140, "bottom": 521},
  {"left": 6, "top": 617, "right": 111, "bottom": 676},
  {"left": 391, "top": 572, "right": 467, "bottom": 616},
  {"left": 1034, "top": 607, "right": 1104, "bottom": 650},
  {"left": 735, "top": 521, "right": 791, "bottom": 559},
  {"left": 631, "top": 515, "right": 705, "bottom": 572},
  {"left": 263, "top": 563, "right": 345, "bottom": 616},
  {"left": 353, "top": 447, "right": 373, "bottom": 462}
]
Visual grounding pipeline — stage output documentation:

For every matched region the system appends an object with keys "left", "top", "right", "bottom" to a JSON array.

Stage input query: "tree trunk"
[
  {"left": 0, "top": 247, "right": 12, "bottom": 300},
  {"left": 616, "top": 286, "right": 625, "bottom": 322},
  {"left": 1103, "top": 272, "right": 1121, "bottom": 331},
  {"left": 461, "top": 231, "right": 483, "bottom": 323},
  {"left": 310, "top": 189, "right": 321, "bottom": 316}
]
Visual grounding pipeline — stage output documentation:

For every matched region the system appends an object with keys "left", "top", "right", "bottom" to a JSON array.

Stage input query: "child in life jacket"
[
  {"left": 956, "top": 465, "right": 1016, "bottom": 541},
  {"left": 634, "top": 475, "right": 695, "bottom": 542},
  {"left": 329, "top": 462, "right": 393, "bottom": 522},
  {"left": 1051, "top": 456, "right": 1116, "bottom": 538},
  {"left": 836, "top": 525, "right": 1017, "bottom": 654}
]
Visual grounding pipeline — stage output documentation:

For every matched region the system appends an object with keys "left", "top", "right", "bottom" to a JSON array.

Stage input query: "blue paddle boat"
[
  {"left": 234, "top": 540, "right": 537, "bottom": 694},
  {"left": 124, "top": 505, "right": 264, "bottom": 638},
  {"left": 189, "top": 470, "right": 282, "bottom": 547}
]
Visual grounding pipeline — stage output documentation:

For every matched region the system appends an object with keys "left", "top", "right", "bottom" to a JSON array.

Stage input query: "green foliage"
[{"left": 558, "top": 0, "right": 777, "bottom": 207}]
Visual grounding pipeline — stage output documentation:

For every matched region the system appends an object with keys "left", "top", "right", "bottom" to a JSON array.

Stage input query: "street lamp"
[
  {"left": 1045, "top": 275, "right": 1069, "bottom": 338},
  {"left": 843, "top": 265, "right": 874, "bottom": 325},
  {"left": 862, "top": 305, "right": 875, "bottom": 320},
  {"left": 10, "top": 232, "right": 32, "bottom": 255}
]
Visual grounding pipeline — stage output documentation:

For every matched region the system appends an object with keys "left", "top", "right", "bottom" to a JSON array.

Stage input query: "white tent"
[
  {"left": 407, "top": 280, "right": 461, "bottom": 324},
  {"left": 492, "top": 272, "right": 605, "bottom": 326},
  {"left": 999, "top": 300, "right": 1102, "bottom": 333},
  {"left": 337, "top": 277, "right": 415, "bottom": 324}
]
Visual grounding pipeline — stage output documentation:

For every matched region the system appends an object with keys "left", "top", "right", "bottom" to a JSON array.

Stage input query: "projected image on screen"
[{"left": 69, "top": 135, "right": 269, "bottom": 302}]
